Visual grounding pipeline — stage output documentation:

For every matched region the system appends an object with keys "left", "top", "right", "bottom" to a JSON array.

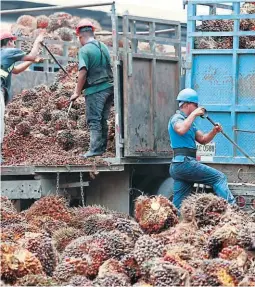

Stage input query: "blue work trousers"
[
  {"left": 85, "top": 87, "right": 114, "bottom": 132},
  {"left": 170, "top": 157, "right": 235, "bottom": 209}
]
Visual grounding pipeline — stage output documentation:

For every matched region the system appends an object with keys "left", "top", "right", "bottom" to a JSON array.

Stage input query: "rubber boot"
[
  {"left": 101, "top": 125, "right": 108, "bottom": 152},
  {"left": 81, "top": 130, "right": 104, "bottom": 158}
]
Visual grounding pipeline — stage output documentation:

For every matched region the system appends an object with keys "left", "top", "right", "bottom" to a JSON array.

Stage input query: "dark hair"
[
  {"left": 1, "top": 38, "right": 11, "bottom": 47},
  {"left": 79, "top": 30, "right": 94, "bottom": 37}
]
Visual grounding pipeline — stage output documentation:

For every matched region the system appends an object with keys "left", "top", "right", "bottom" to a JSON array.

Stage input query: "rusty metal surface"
[{"left": 122, "top": 15, "right": 181, "bottom": 157}]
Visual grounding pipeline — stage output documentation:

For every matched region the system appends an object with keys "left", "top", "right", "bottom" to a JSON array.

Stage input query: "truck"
[{"left": 1, "top": 0, "right": 254, "bottom": 214}]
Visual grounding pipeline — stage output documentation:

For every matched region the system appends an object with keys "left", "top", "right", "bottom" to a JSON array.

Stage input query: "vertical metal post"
[
  {"left": 177, "top": 23, "right": 182, "bottom": 94},
  {"left": 150, "top": 21, "right": 156, "bottom": 152},
  {"left": 232, "top": 2, "right": 240, "bottom": 157},
  {"left": 185, "top": 2, "right": 196, "bottom": 88},
  {"left": 111, "top": 3, "right": 123, "bottom": 158}
]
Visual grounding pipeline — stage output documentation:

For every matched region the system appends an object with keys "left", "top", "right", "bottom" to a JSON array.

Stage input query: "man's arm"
[
  {"left": 12, "top": 62, "right": 33, "bottom": 74},
  {"left": 12, "top": 57, "right": 44, "bottom": 74},
  {"left": 70, "top": 68, "right": 87, "bottom": 101},
  {"left": 195, "top": 125, "right": 222, "bottom": 144},
  {"left": 21, "top": 33, "right": 44, "bottom": 62},
  {"left": 174, "top": 107, "right": 205, "bottom": 135}
]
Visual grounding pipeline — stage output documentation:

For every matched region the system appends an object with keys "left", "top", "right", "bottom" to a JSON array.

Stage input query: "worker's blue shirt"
[
  {"left": 168, "top": 110, "right": 198, "bottom": 162},
  {"left": 0, "top": 48, "right": 25, "bottom": 103}
]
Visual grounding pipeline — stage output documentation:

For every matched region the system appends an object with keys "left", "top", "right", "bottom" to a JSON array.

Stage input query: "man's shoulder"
[
  {"left": 1, "top": 47, "right": 23, "bottom": 55},
  {"left": 170, "top": 111, "right": 185, "bottom": 123}
]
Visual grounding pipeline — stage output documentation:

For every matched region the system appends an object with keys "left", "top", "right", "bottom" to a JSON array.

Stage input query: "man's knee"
[
  {"left": 217, "top": 171, "right": 227, "bottom": 183},
  {"left": 88, "top": 120, "right": 102, "bottom": 131}
]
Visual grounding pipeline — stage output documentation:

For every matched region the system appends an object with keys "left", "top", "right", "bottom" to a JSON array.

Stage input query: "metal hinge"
[{"left": 182, "top": 61, "right": 192, "bottom": 70}]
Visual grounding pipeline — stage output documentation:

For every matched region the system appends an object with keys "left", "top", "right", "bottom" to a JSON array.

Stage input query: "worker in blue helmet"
[{"left": 168, "top": 88, "right": 235, "bottom": 209}]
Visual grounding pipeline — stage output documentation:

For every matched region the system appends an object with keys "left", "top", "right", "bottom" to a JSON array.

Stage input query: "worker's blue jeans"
[
  {"left": 170, "top": 157, "right": 236, "bottom": 209},
  {"left": 85, "top": 87, "right": 114, "bottom": 132}
]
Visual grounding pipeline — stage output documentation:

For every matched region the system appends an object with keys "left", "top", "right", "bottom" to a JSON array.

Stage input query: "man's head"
[
  {"left": 0, "top": 31, "right": 17, "bottom": 48},
  {"left": 177, "top": 88, "right": 198, "bottom": 115},
  {"left": 76, "top": 20, "right": 95, "bottom": 45}
]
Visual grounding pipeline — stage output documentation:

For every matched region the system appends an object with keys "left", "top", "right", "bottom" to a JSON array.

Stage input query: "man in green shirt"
[{"left": 70, "top": 19, "right": 114, "bottom": 158}]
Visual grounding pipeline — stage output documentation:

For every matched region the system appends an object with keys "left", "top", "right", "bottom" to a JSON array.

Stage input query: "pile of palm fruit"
[
  {"left": 195, "top": 2, "right": 255, "bottom": 49},
  {"left": 2, "top": 62, "right": 115, "bottom": 166},
  {"left": 1, "top": 193, "right": 254, "bottom": 286},
  {"left": 10, "top": 13, "right": 103, "bottom": 58}
]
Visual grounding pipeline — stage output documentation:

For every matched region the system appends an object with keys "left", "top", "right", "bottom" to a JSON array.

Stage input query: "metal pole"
[
  {"left": 111, "top": 3, "right": 123, "bottom": 158},
  {"left": 205, "top": 115, "right": 255, "bottom": 165},
  {"left": 0, "top": 2, "right": 115, "bottom": 14}
]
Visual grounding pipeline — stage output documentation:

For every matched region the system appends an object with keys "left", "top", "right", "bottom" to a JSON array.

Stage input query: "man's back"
[{"left": 78, "top": 40, "right": 113, "bottom": 96}]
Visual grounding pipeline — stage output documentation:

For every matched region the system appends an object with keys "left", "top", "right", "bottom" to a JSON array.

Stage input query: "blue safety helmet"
[{"left": 176, "top": 88, "right": 198, "bottom": 105}]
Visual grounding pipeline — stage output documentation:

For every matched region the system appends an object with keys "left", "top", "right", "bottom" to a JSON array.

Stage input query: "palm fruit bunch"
[
  {"left": 238, "top": 275, "right": 255, "bottom": 287},
  {"left": 0, "top": 196, "right": 19, "bottom": 223},
  {"left": 141, "top": 258, "right": 189, "bottom": 287},
  {"left": 16, "top": 274, "right": 58, "bottom": 286},
  {"left": 237, "top": 222, "right": 255, "bottom": 250},
  {"left": 219, "top": 246, "right": 250, "bottom": 270},
  {"left": 24, "top": 196, "right": 73, "bottom": 223},
  {"left": 15, "top": 121, "right": 30, "bottom": 136},
  {"left": 68, "top": 275, "right": 93, "bottom": 286},
  {"left": 196, "top": 259, "right": 244, "bottom": 286},
  {"left": 94, "top": 273, "right": 131, "bottom": 287},
  {"left": 181, "top": 194, "right": 228, "bottom": 227},
  {"left": 195, "top": 3, "right": 255, "bottom": 49},
  {"left": 36, "top": 15, "right": 49, "bottom": 29},
  {"left": 69, "top": 16, "right": 81, "bottom": 29},
  {"left": 155, "top": 221, "right": 199, "bottom": 244},
  {"left": 134, "top": 195, "right": 178, "bottom": 233},
  {"left": 1, "top": 223, "right": 43, "bottom": 242},
  {"left": 56, "top": 27, "right": 74, "bottom": 41},
  {"left": 71, "top": 204, "right": 108, "bottom": 228},
  {"left": 92, "top": 230, "right": 134, "bottom": 259},
  {"left": 113, "top": 218, "right": 144, "bottom": 242},
  {"left": 17, "top": 232, "right": 57, "bottom": 276},
  {"left": 1, "top": 242, "right": 43, "bottom": 284},
  {"left": 52, "top": 227, "right": 84, "bottom": 253},
  {"left": 53, "top": 259, "right": 86, "bottom": 282},
  {"left": 56, "top": 130, "right": 75, "bottom": 151},
  {"left": 163, "top": 243, "right": 197, "bottom": 273},
  {"left": 47, "top": 12, "right": 72, "bottom": 32},
  {"left": 60, "top": 235, "right": 109, "bottom": 278},
  {"left": 10, "top": 24, "right": 31, "bottom": 37},
  {"left": 17, "top": 15, "right": 37, "bottom": 30},
  {"left": 207, "top": 224, "right": 239, "bottom": 258},
  {"left": 82, "top": 214, "right": 116, "bottom": 235},
  {"left": 121, "top": 254, "right": 141, "bottom": 283},
  {"left": 98, "top": 259, "right": 126, "bottom": 277},
  {"left": 133, "top": 235, "right": 166, "bottom": 265},
  {"left": 27, "top": 216, "right": 68, "bottom": 236}
]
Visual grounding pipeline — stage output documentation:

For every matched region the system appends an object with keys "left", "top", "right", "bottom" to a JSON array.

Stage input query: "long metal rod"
[
  {"left": 205, "top": 115, "right": 255, "bottom": 165},
  {"left": 0, "top": 2, "right": 114, "bottom": 14},
  {"left": 41, "top": 42, "right": 70, "bottom": 78}
]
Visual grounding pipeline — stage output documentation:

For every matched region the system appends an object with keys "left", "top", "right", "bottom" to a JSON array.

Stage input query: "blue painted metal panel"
[
  {"left": 192, "top": 55, "right": 233, "bottom": 105},
  {"left": 236, "top": 113, "right": 255, "bottom": 157},
  {"left": 186, "top": 0, "right": 255, "bottom": 165},
  {"left": 238, "top": 55, "right": 255, "bottom": 105}
]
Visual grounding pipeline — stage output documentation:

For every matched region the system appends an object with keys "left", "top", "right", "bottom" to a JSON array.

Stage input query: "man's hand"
[
  {"left": 34, "top": 57, "right": 44, "bottom": 63},
  {"left": 191, "top": 107, "right": 205, "bottom": 118},
  {"left": 213, "top": 124, "right": 222, "bottom": 134},
  {"left": 70, "top": 93, "right": 80, "bottom": 101}
]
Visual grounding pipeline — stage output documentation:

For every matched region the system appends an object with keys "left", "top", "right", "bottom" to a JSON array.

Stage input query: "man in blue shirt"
[
  {"left": 1, "top": 31, "right": 44, "bottom": 162},
  {"left": 168, "top": 88, "right": 235, "bottom": 209}
]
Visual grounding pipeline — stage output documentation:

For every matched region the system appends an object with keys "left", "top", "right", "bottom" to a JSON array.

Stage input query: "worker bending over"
[
  {"left": 70, "top": 20, "right": 114, "bottom": 158},
  {"left": 168, "top": 88, "right": 235, "bottom": 209},
  {"left": 0, "top": 31, "right": 44, "bottom": 162}
]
